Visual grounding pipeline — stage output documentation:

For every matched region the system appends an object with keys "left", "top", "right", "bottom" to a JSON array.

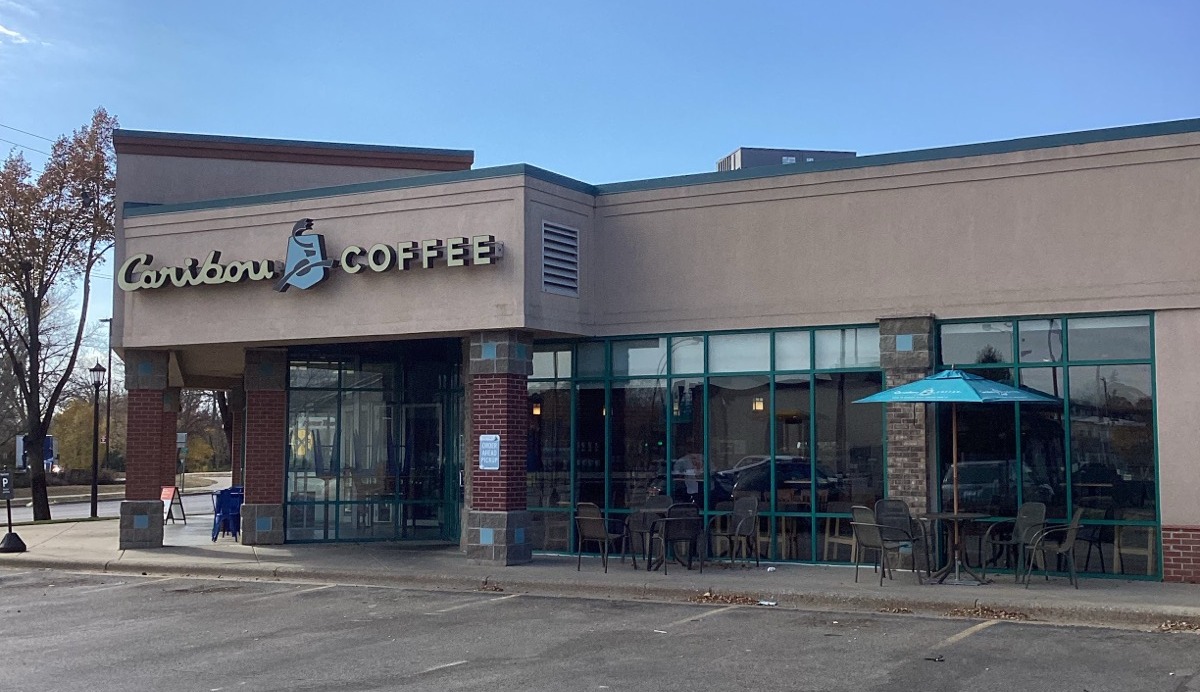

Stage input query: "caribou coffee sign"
[{"left": 118, "top": 218, "right": 499, "bottom": 292}]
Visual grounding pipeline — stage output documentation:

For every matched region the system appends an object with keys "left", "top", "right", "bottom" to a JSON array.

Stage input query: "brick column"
[
  {"left": 229, "top": 387, "right": 245, "bottom": 488},
  {"left": 120, "top": 350, "right": 173, "bottom": 549},
  {"left": 879, "top": 316, "right": 936, "bottom": 516},
  {"left": 239, "top": 349, "right": 287, "bottom": 545},
  {"left": 1162, "top": 526, "right": 1200, "bottom": 583},
  {"left": 466, "top": 330, "right": 533, "bottom": 565}
]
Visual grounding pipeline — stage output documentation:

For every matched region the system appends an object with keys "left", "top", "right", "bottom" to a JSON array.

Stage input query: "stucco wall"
[
  {"left": 117, "top": 176, "right": 527, "bottom": 376},
  {"left": 116, "top": 154, "right": 437, "bottom": 206},
  {"left": 1154, "top": 308, "right": 1200, "bottom": 527},
  {"left": 591, "top": 132, "right": 1200, "bottom": 335}
]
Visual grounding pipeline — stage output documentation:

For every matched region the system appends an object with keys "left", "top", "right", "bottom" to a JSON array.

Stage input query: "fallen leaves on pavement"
[
  {"left": 1157, "top": 620, "right": 1200, "bottom": 633},
  {"left": 689, "top": 590, "right": 760, "bottom": 605},
  {"left": 946, "top": 601, "right": 1029, "bottom": 621}
]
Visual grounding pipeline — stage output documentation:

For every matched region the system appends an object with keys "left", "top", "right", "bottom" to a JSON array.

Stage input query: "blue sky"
[{"left": 2, "top": 0, "right": 1199, "bottom": 324}]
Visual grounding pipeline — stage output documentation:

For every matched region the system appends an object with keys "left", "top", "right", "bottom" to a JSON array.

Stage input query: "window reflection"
[
  {"left": 1069, "top": 364, "right": 1154, "bottom": 515},
  {"left": 610, "top": 379, "right": 666, "bottom": 509},
  {"left": 816, "top": 372, "right": 883, "bottom": 506},
  {"left": 1067, "top": 316, "right": 1151, "bottom": 361},
  {"left": 709, "top": 333, "right": 770, "bottom": 373},
  {"left": 527, "top": 382, "right": 570, "bottom": 509},
  {"left": 671, "top": 378, "right": 705, "bottom": 503},
  {"left": 574, "top": 383, "right": 606, "bottom": 508},
  {"left": 1018, "top": 319, "right": 1062, "bottom": 364},
  {"left": 1020, "top": 368, "right": 1067, "bottom": 519},
  {"left": 708, "top": 376, "right": 770, "bottom": 504},
  {"left": 938, "top": 368, "right": 1017, "bottom": 515},
  {"left": 939, "top": 322, "right": 1013, "bottom": 367}
]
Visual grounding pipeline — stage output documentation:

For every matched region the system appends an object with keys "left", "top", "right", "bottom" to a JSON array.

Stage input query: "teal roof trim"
[
  {"left": 123, "top": 117, "right": 1200, "bottom": 218},
  {"left": 594, "top": 117, "right": 1200, "bottom": 195},
  {"left": 124, "top": 164, "right": 599, "bottom": 218},
  {"left": 114, "top": 128, "right": 473, "bottom": 159}
]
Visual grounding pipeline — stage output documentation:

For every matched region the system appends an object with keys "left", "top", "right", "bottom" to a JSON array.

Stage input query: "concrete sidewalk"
[{"left": 2, "top": 518, "right": 1197, "bottom": 630}]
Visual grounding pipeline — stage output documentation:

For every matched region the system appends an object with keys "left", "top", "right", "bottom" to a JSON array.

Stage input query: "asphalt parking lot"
[{"left": 1, "top": 568, "right": 1197, "bottom": 691}]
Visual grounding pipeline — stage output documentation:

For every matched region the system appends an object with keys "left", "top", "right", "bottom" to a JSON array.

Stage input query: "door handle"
[{"left": 459, "top": 470, "right": 464, "bottom": 488}]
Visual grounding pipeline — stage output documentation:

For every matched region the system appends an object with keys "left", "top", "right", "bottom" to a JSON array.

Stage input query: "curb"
[{"left": 7, "top": 553, "right": 1197, "bottom": 629}]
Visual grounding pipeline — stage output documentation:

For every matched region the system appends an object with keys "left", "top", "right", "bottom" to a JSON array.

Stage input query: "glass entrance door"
[{"left": 284, "top": 339, "right": 463, "bottom": 543}]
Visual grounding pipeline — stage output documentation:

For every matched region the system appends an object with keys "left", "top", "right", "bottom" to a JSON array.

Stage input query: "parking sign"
[{"left": 0, "top": 473, "right": 12, "bottom": 500}]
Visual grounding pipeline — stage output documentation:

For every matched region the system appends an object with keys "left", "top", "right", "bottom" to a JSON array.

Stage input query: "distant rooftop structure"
[{"left": 717, "top": 147, "right": 856, "bottom": 172}]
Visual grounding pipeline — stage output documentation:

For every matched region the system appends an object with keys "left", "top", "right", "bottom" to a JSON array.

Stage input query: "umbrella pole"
[{"left": 952, "top": 402, "right": 961, "bottom": 582}]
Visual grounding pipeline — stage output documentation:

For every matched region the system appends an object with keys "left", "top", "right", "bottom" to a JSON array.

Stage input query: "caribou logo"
[{"left": 274, "top": 218, "right": 336, "bottom": 292}]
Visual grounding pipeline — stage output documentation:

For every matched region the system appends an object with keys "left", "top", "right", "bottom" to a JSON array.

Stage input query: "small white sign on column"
[{"left": 479, "top": 434, "right": 501, "bottom": 470}]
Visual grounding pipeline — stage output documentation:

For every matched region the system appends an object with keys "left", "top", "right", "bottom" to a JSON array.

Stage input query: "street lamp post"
[
  {"left": 99, "top": 318, "right": 113, "bottom": 471},
  {"left": 89, "top": 362, "right": 106, "bottom": 519}
]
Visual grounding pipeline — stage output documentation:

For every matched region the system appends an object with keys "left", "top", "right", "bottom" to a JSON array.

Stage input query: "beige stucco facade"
[{"left": 113, "top": 121, "right": 1200, "bottom": 571}]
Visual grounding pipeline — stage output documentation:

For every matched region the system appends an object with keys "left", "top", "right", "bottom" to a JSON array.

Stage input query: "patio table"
[{"left": 923, "top": 511, "right": 988, "bottom": 584}]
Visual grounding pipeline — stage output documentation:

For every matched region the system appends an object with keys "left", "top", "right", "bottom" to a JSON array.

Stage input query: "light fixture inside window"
[
  {"left": 532, "top": 402, "right": 542, "bottom": 416},
  {"left": 752, "top": 396, "right": 765, "bottom": 412}
]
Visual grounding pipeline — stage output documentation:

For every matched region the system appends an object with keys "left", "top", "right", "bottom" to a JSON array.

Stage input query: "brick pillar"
[
  {"left": 120, "top": 350, "right": 172, "bottom": 549},
  {"left": 239, "top": 349, "right": 286, "bottom": 545},
  {"left": 1162, "top": 526, "right": 1200, "bottom": 583},
  {"left": 466, "top": 330, "right": 533, "bottom": 565},
  {"left": 160, "top": 388, "right": 181, "bottom": 489},
  {"left": 229, "top": 387, "right": 245, "bottom": 488},
  {"left": 879, "top": 316, "right": 936, "bottom": 516}
]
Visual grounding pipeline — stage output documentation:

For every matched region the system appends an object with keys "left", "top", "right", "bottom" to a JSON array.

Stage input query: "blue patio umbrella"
[
  {"left": 855, "top": 369, "right": 1058, "bottom": 583},
  {"left": 854, "top": 371, "right": 1059, "bottom": 522}
]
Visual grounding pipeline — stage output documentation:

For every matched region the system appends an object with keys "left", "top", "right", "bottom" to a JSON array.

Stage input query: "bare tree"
[{"left": 0, "top": 108, "right": 117, "bottom": 520}]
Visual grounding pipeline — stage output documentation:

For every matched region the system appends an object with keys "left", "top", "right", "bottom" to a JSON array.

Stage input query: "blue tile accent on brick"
[
  {"left": 480, "top": 528, "right": 495, "bottom": 545},
  {"left": 897, "top": 334, "right": 914, "bottom": 352},
  {"left": 256, "top": 516, "right": 273, "bottom": 532},
  {"left": 513, "top": 344, "right": 527, "bottom": 361},
  {"left": 138, "top": 362, "right": 153, "bottom": 376},
  {"left": 515, "top": 528, "right": 525, "bottom": 545},
  {"left": 482, "top": 343, "right": 497, "bottom": 360},
  {"left": 134, "top": 515, "right": 149, "bottom": 529},
  {"left": 259, "top": 363, "right": 274, "bottom": 376}
]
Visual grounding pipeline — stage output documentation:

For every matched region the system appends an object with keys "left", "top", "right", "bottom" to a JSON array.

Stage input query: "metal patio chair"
[
  {"left": 980, "top": 501, "right": 1045, "bottom": 582},
  {"left": 650, "top": 503, "right": 705, "bottom": 574},
  {"left": 707, "top": 496, "right": 760, "bottom": 567},
  {"left": 850, "top": 505, "right": 915, "bottom": 586},
  {"left": 874, "top": 498, "right": 931, "bottom": 578},
  {"left": 1024, "top": 507, "right": 1086, "bottom": 589},
  {"left": 575, "top": 502, "right": 626, "bottom": 573}
]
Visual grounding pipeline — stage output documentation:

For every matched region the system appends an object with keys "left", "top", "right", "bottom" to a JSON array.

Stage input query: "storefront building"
[{"left": 112, "top": 121, "right": 1200, "bottom": 582}]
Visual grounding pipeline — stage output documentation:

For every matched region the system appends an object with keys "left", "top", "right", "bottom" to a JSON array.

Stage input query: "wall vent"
[{"left": 542, "top": 221, "right": 579, "bottom": 297}]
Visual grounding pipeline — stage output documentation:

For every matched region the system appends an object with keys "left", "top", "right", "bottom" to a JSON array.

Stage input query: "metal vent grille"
[{"left": 542, "top": 221, "right": 579, "bottom": 297}]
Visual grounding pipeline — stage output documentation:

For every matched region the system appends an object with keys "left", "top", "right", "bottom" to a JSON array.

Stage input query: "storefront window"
[
  {"left": 1067, "top": 315, "right": 1151, "bottom": 361},
  {"left": 532, "top": 347, "right": 573, "bottom": 380},
  {"left": 775, "top": 331, "right": 812, "bottom": 371},
  {"left": 816, "top": 372, "right": 884, "bottom": 507},
  {"left": 612, "top": 339, "right": 667, "bottom": 377},
  {"left": 939, "top": 322, "right": 1013, "bottom": 367},
  {"left": 936, "top": 313, "right": 1157, "bottom": 576},
  {"left": 815, "top": 327, "right": 880, "bottom": 369},
  {"left": 609, "top": 379, "right": 666, "bottom": 508},
  {"left": 577, "top": 343, "right": 606, "bottom": 378},
  {"left": 574, "top": 382, "right": 606, "bottom": 508},
  {"left": 1018, "top": 319, "right": 1063, "bottom": 364},
  {"left": 1068, "top": 364, "right": 1155, "bottom": 514},
  {"left": 527, "top": 381, "right": 571, "bottom": 551},
  {"left": 670, "top": 378, "right": 705, "bottom": 502},
  {"left": 707, "top": 376, "right": 770, "bottom": 478},
  {"left": 670, "top": 336, "right": 704, "bottom": 375},
  {"left": 709, "top": 333, "right": 770, "bottom": 373}
]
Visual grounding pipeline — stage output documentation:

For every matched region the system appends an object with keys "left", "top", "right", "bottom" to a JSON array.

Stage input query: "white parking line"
[
  {"left": 421, "top": 660, "right": 468, "bottom": 674},
  {"left": 242, "top": 584, "right": 336, "bottom": 603},
  {"left": 425, "top": 594, "right": 519, "bottom": 614},
  {"left": 76, "top": 577, "right": 176, "bottom": 594},
  {"left": 931, "top": 619, "right": 1000, "bottom": 650},
  {"left": 662, "top": 605, "right": 741, "bottom": 630}
]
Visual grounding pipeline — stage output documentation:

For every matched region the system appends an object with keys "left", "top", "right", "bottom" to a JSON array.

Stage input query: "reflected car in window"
[{"left": 711, "top": 455, "right": 839, "bottom": 505}]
